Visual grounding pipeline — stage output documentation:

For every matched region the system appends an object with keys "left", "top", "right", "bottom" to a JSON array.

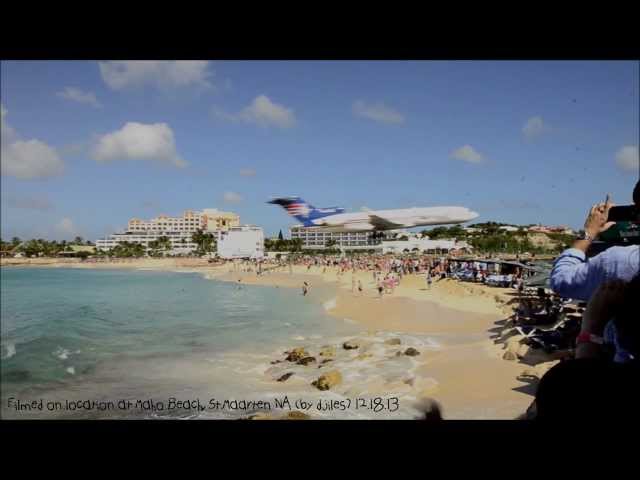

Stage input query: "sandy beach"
[
  {"left": 2, "top": 257, "right": 554, "bottom": 419},
  {"left": 211, "top": 264, "right": 546, "bottom": 418}
]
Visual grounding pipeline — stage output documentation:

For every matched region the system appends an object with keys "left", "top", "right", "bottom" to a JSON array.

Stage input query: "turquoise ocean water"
[{"left": 1, "top": 267, "right": 363, "bottom": 419}]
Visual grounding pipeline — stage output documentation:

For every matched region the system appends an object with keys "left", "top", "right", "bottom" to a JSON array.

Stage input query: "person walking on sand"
[
  {"left": 351, "top": 275, "right": 356, "bottom": 293},
  {"left": 358, "top": 280, "right": 363, "bottom": 296},
  {"left": 426, "top": 269, "right": 432, "bottom": 290},
  {"left": 377, "top": 280, "right": 384, "bottom": 299}
]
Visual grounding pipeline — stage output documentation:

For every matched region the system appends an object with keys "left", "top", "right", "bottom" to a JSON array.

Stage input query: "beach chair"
[{"left": 521, "top": 317, "right": 581, "bottom": 353}]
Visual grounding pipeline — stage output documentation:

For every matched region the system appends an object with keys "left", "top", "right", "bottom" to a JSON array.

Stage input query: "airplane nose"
[{"left": 466, "top": 210, "right": 479, "bottom": 220}]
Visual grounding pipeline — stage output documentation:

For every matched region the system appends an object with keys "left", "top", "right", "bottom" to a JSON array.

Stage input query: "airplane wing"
[{"left": 368, "top": 215, "right": 405, "bottom": 230}]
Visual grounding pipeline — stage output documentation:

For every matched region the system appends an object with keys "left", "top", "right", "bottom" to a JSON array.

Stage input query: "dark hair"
[{"left": 634, "top": 179, "right": 640, "bottom": 207}]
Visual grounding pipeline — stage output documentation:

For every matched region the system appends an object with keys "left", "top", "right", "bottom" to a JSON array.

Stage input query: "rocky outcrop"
[
  {"left": 312, "top": 370, "right": 342, "bottom": 391},
  {"left": 318, "top": 358, "right": 334, "bottom": 368},
  {"left": 297, "top": 356, "right": 317, "bottom": 366},
  {"left": 319, "top": 345, "right": 336, "bottom": 357},
  {"left": 277, "top": 372, "right": 294, "bottom": 382},
  {"left": 404, "top": 347, "right": 420, "bottom": 357},
  {"left": 343, "top": 340, "right": 359, "bottom": 350},
  {"left": 355, "top": 353, "right": 373, "bottom": 361},
  {"left": 285, "top": 347, "right": 308, "bottom": 362}
]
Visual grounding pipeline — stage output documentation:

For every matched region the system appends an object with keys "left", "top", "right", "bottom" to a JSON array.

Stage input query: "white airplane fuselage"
[{"left": 304, "top": 206, "right": 478, "bottom": 231}]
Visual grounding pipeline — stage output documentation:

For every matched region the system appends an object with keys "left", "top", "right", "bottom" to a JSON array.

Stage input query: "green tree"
[
  {"left": 290, "top": 238, "right": 303, "bottom": 252},
  {"left": 278, "top": 230, "right": 284, "bottom": 241},
  {"left": 191, "top": 230, "right": 216, "bottom": 256},
  {"left": 73, "top": 236, "right": 84, "bottom": 245}
]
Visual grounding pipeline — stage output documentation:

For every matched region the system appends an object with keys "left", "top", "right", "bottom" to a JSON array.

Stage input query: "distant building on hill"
[{"left": 528, "top": 224, "right": 574, "bottom": 235}]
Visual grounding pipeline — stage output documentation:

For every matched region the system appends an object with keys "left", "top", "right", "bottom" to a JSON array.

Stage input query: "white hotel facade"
[
  {"left": 289, "top": 225, "right": 386, "bottom": 249},
  {"left": 96, "top": 209, "right": 264, "bottom": 258}
]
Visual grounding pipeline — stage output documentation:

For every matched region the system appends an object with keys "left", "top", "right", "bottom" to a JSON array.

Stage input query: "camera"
[
  {"left": 587, "top": 213, "right": 640, "bottom": 257},
  {"left": 607, "top": 205, "right": 640, "bottom": 223}
]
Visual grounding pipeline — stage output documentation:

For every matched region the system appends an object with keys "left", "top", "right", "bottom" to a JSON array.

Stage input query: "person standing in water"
[{"left": 302, "top": 281, "right": 310, "bottom": 296}]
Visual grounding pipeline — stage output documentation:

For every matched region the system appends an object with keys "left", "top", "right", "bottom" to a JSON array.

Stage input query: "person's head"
[{"left": 633, "top": 179, "right": 640, "bottom": 207}]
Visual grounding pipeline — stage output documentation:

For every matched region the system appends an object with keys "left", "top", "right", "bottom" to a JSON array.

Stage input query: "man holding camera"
[
  {"left": 550, "top": 180, "right": 639, "bottom": 302},
  {"left": 550, "top": 180, "right": 639, "bottom": 362}
]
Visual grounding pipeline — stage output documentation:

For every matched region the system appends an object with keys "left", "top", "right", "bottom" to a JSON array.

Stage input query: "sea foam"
[
  {"left": 323, "top": 298, "right": 337, "bottom": 311},
  {"left": 2, "top": 343, "right": 17, "bottom": 359}
]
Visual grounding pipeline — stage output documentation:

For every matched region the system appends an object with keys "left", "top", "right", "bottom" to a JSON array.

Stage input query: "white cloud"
[
  {"left": 616, "top": 145, "right": 639, "bottom": 172},
  {"left": 1, "top": 140, "right": 65, "bottom": 179},
  {"left": 57, "top": 87, "right": 102, "bottom": 108},
  {"left": 239, "top": 168, "right": 256, "bottom": 177},
  {"left": 6, "top": 195, "right": 53, "bottom": 211},
  {"left": 522, "top": 116, "right": 547, "bottom": 139},
  {"left": 223, "top": 191, "right": 243, "bottom": 203},
  {"left": 55, "top": 217, "right": 79, "bottom": 237},
  {"left": 214, "top": 95, "right": 296, "bottom": 128},
  {"left": 353, "top": 100, "right": 405, "bottom": 125},
  {"left": 1, "top": 104, "right": 65, "bottom": 180},
  {"left": 450, "top": 145, "right": 485, "bottom": 164},
  {"left": 91, "top": 122, "right": 187, "bottom": 168},
  {"left": 98, "top": 61, "right": 212, "bottom": 90}
]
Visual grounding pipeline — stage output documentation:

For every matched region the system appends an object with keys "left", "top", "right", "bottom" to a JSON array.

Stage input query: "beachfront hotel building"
[
  {"left": 127, "top": 209, "right": 240, "bottom": 234},
  {"left": 95, "top": 232, "right": 198, "bottom": 255},
  {"left": 289, "top": 226, "right": 389, "bottom": 249},
  {"left": 96, "top": 208, "right": 243, "bottom": 255}
]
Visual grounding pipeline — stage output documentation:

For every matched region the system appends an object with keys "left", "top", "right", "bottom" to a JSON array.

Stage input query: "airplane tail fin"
[{"left": 267, "top": 196, "right": 344, "bottom": 226}]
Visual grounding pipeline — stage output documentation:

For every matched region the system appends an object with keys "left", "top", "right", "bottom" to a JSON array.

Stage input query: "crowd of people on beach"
[
  {"left": 234, "top": 252, "right": 532, "bottom": 301},
  {"left": 220, "top": 181, "right": 640, "bottom": 421}
]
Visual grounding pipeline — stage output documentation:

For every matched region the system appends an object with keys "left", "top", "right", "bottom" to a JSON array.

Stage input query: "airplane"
[{"left": 268, "top": 196, "right": 479, "bottom": 232}]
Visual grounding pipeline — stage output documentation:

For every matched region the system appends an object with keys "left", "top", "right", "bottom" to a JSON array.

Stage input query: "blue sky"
[{"left": 1, "top": 60, "right": 638, "bottom": 240}]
